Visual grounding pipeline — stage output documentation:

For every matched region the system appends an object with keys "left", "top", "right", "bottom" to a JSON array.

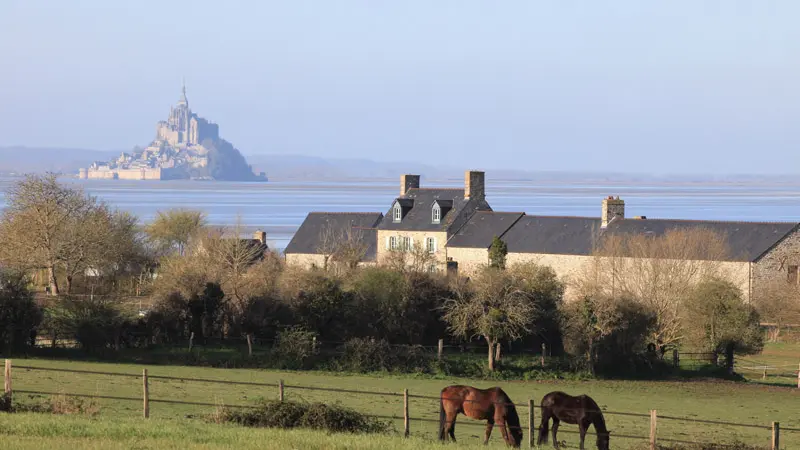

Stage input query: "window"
[
  {"left": 426, "top": 237, "right": 436, "bottom": 253},
  {"left": 427, "top": 264, "right": 437, "bottom": 274},
  {"left": 789, "top": 265, "right": 798, "bottom": 284},
  {"left": 389, "top": 236, "right": 398, "bottom": 250},
  {"left": 393, "top": 204, "right": 402, "bottom": 222},
  {"left": 432, "top": 204, "right": 441, "bottom": 223},
  {"left": 400, "top": 236, "right": 412, "bottom": 251}
]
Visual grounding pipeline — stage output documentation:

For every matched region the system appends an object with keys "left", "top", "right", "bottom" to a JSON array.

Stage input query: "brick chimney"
[
  {"left": 601, "top": 196, "right": 625, "bottom": 227},
  {"left": 464, "top": 170, "right": 485, "bottom": 200},
  {"left": 400, "top": 174, "right": 420, "bottom": 196},
  {"left": 253, "top": 230, "right": 267, "bottom": 244}
]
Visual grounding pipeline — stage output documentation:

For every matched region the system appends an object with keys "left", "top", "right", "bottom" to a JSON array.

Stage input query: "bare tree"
[
  {"left": 381, "top": 239, "right": 436, "bottom": 273},
  {"left": 753, "top": 280, "right": 800, "bottom": 342},
  {"left": 146, "top": 208, "right": 207, "bottom": 256},
  {"left": 441, "top": 267, "right": 539, "bottom": 371},
  {"left": 330, "top": 227, "right": 369, "bottom": 270},
  {"left": 574, "top": 227, "right": 731, "bottom": 347},
  {"left": 0, "top": 174, "right": 101, "bottom": 295}
]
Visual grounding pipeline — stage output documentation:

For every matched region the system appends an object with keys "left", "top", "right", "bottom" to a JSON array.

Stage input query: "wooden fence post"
[
  {"left": 649, "top": 409, "right": 657, "bottom": 450},
  {"left": 188, "top": 332, "right": 194, "bottom": 352},
  {"left": 3, "top": 359, "right": 11, "bottom": 411},
  {"left": 797, "top": 363, "right": 799, "bottom": 389},
  {"left": 142, "top": 369, "right": 150, "bottom": 419},
  {"left": 673, "top": 349, "right": 679, "bottom": 368},
  {"left": 541, "top": 343, "right": 546, "bottom": 367},
  {"left": 772, "top": 422, "right": 780, "bottom": 450},
  {"left": 246, "top": 334, "right": 253, "bottom": 357},
  {"left": 279, "top": 379, "right": 284, "bottom": 402},
  {"left": 403, "top": 389, "right": 410, "bottom": 437},
  {"left": 763, "top": 366, "right": 768, "bottom": 380},
  {"left": 528, "top": 399, "right": 535, "bottom": 449},
  {"left": 438, "top": 339, "right": 444, "bottom": 362}
]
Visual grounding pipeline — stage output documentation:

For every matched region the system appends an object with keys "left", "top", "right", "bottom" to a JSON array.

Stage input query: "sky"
[{"left": 1, "top": 1, "right": 799, "bottom": 174}]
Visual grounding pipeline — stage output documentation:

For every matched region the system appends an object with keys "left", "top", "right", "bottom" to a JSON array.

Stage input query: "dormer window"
[
  {"left": 393, "top": 203, "right": 402, "bottom": 222},
  {"left": 432, "top": 204, "right": 441, "bottom": 223},
  {"left": 431, "top": 199, "right": 452, "bottom": 224}
]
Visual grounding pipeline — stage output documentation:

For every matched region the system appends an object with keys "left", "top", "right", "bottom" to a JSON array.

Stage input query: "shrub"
[
  {"left": 45, "top": 297, "right": 131, "bottom": 353},
  {"left": 0, "top": 269, "right": 42, "bottom": 354},
  {"left": 10, "top": 394, "right": 100, "bottom": 416},
  {"left": 214, "top": 400, "right": 391, "bottom": 434},
  {"left": 271, "top": 327, "right": 318, "bottom": 370},
  {"left": 335, "top": 338, "right": 431, "bottom": 373}
]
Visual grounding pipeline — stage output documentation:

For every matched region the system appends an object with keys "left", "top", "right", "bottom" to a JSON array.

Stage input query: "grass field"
[{"left": 4, "top": 354, "right": 800, "bottom": 449}]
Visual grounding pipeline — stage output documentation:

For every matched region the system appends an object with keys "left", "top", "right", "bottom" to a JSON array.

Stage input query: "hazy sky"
[{"left": 2, "top": 1, "right": 799, "bottom": 174}]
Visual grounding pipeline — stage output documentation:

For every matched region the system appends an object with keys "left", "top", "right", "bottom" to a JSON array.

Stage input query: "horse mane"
[
  {"left": 498, "top": 389, "right": 521, "bottom": 427},
  {"left": 586, "top": 396, "right": 608, "bottom": 433}
]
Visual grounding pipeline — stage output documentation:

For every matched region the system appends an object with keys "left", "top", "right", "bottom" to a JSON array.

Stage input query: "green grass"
[
  {"left": 5, "top": 356, "right": 800, "bottom": 449},
  {"left": 734, "top": 342, "right": 800, "bottom": 387}
]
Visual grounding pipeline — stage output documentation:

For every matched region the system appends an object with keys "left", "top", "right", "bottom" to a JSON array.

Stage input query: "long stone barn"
[{"left": 284, "top": 171, "right": 800, "bottom": 301}]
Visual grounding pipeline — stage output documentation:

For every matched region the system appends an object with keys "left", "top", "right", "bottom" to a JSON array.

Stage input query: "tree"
[
  {"left": 561, "top": 295, "right": 655, "bottom": 375},
  {"left": 0, "top": 174, "right": 102, "bottom": 295},
  {"left": 441, "top": 267, "right": 539, "bottom": 371},
  {"left": 488, "top": 236, "right": 508, "bottom": 269},
  {"left": 145, "top": 208, "right": 207, "bottom": 256},
  {"left": 753, "top": 280, "right": 800, "bottom": 342},
  {"left": 574, "top": 227, "right": 731, "bottom": 348},
  {"left": 317, "top": 225, "right": 369, "bottom": 272},
  {"left": 683, "top": 278, "right": 764, "bottom": 358}
]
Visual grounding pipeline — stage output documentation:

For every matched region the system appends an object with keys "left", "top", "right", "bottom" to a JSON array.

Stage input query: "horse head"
[
  {"left": 508, "top": 424, "right": 523, "bottom": 448},
  {"left": 597, "top": 430, "right": 610, "bottom": 450}
]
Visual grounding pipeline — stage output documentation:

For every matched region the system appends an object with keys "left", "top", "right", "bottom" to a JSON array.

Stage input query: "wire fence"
[{"left": 3, "top": 360, "right": 798, "bottom": 449}]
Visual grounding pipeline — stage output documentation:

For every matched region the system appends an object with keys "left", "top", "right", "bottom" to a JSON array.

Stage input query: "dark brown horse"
[
  {"left": 538, "top": 391, "right": 610, "bottom": 450},
  {"left": 439, "top": 385, "right": 522, "bottom": 447}
]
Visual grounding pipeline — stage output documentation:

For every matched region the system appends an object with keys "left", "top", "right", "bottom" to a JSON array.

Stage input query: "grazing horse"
[
  {"left": 538, "top": 391, "right": 610, "bottom": 450},
  {"left": 439, "top": 385, "right": 522, "bottom": 448}
]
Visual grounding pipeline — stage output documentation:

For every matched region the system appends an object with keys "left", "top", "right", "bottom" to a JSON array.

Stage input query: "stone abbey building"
[{"left": 284, "top": 171, "right": 800, "bottom": 301}]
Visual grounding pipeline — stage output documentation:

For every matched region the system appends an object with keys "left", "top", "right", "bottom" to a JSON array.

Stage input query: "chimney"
[
  {"left": 464, "top": 170, "right": 485, "bottom": 200},
  {"left": 400, "top": 174, "right": 420, "bottom": 196},
  {"left": 601, "top": 196, "right": 625, "bottom": 228},
  {"left": 253, "top": 230, "right": 267, "bottom": 244}
]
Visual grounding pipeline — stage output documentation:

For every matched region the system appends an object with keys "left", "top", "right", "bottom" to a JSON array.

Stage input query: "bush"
[
  {"left": 45, "top": 297, "right": 131, "bottom": 354},
  {"left": 334, "top": 338, "right": 431, "bottom": 373},
  {"left": 214, "top": 400, "right": 392, "bottom": 434},
  {"left": 0, "top": 269, "right": 42, "bottom": 353},
  {"left": 271, "top": 327, "right": 318, "bottom": 370}
]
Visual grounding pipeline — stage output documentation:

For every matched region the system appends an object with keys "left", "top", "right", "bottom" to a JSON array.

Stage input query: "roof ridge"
[
  {"left": 522, "top": 215, "right": 600, "bottom": 220},
  {"left": 308, "top": 211, "right": 383, "bottom": 215},
  {"left": 409, "top": 188, "right": 464, "bottom": 191},
  {"left": 618, "top": 217, "right": 799, "bottom": 226},
  {"left": 476, "top": 211, "right": 526, "bottom": 215}
]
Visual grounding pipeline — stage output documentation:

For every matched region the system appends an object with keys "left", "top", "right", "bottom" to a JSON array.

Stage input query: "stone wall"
[
  {"left": 445, "top": 247, "right": 489, "bottom": 275},
  {"left": 752, "top": 227, "right": 800, "bottom": 298},
  {"left": 285, "top": 253, "right": 326, "bottom": 269},
  {"left": 508, "top": 252, "right": 592, "bottom": 300}
]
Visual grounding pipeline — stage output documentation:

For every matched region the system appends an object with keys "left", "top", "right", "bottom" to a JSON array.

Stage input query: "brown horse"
[
  {"left": 439, "top": 385, "right": 522, "bottom": 447},
  {"left": 538, "top": 391, "right": 610, "bottom": 450}
]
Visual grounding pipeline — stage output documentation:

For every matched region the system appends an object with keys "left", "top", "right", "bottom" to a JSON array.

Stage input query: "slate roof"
[
  {"left": 602, "top": 218, "right": 799, "bottom": 262},
  {"left": 354, "top": 227, "right": 379, "bottom": 262},
  {"left": 284, "top": 212, "right": 384, "bottom": 255},
  {"left": 377, "top": 188, "right": 491, "bottom": 232},
  {"left": 447, "top": 211, "right": 525, "bottom": 248},
  {"left": 501, "top": 216, "right": 602, "bottom": 255}
]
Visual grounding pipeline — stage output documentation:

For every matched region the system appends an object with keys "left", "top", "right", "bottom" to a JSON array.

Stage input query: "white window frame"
[
  {"left": 426, "top": 237, "right": 436, "bottom": 253},
  {"left": 427, "top": 264, "right": 437, "bottom": 273},
  {"left": 388, "top": 236, "right": 398, "bottom": 250},
  {"left": 400, "top": 236, "right": 412, "bottom": 251},
  {"left": 432, "top": 204, "right": 441, "bottom": 223},
  {"left": 393, "top": 204, "right": 402, "bottom": 222}
]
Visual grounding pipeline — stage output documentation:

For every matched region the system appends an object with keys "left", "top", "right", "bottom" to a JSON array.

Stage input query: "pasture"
[{"left": 4, "top": 357, "right": 799, "bottom": 449}]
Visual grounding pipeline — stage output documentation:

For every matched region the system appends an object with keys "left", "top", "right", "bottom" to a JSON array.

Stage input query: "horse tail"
[
  {"left": 438, "top": 397, "right": 446, "bottom": 441},
  {"left": 538, "top": 409, "right": 549, "bottom": 445}
]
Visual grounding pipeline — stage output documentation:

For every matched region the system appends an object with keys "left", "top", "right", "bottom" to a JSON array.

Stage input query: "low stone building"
[{"left": 285, "top": 171, "right": 800, "bottom": 301}]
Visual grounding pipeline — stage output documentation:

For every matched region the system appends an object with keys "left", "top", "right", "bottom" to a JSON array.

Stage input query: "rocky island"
[{"left": 80, "top": 84, "right": 266, "bottom": 181}]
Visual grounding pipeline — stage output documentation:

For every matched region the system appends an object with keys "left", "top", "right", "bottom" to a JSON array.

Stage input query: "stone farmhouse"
[{"left": 284, "top": 171, "right": 800, "bottom": 301}]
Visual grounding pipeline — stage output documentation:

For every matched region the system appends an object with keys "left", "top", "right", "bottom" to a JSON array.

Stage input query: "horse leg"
[
  {"left": 483, "top": 418, "right": 494, "bottom": 445},
  {"left": 537, "top": 410, "right": 550, "bottom": 446},
  {"left": 448, "top": 413, "right": 457, "bottom": 442},
  {"left": 551, "top": 417, "right": 560, "bottom": 449},
  {"left": 578, "top": 419, "right": 588, "bottom": 450}
]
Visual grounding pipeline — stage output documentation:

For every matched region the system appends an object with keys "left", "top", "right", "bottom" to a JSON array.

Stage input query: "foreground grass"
[
  {"left": 0, "top": 413, "right": 488, "bottom": 450},
  {"left": 6, "top": 357, "right": 800, "bottom": 448}
]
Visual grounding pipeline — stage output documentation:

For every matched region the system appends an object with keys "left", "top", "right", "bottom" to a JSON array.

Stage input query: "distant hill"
[{"left": 0, "top": 146, "right": 120, "bottom": 174}]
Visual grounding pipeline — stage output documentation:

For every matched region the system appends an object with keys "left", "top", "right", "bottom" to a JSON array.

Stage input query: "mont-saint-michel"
[{"left": 79, "top": 85, "right": 266, "bottom": 182}]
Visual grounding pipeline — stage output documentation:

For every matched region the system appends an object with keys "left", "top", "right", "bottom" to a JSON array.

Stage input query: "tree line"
[{"left": 0, "top": 174, "right": 794, "bottom": 377}]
